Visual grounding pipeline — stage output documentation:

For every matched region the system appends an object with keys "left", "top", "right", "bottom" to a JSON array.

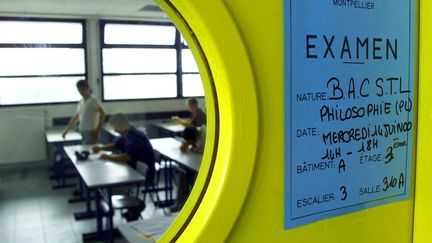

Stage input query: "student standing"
[
  {"left": 172, "top": 98, "right": 206, "bottom": 127},
  {"left": 62, "top": 80, "right": 105, "bottom": 144}
]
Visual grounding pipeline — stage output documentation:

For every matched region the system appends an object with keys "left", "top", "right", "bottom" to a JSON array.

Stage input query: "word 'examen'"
[{"left": 306, "top": 35, "right": 398, "bottom": 61}]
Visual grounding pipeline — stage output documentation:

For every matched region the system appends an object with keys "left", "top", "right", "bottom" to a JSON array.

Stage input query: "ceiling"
[{"left": 0, "top": 0, "right": 171, "bottom": 20}]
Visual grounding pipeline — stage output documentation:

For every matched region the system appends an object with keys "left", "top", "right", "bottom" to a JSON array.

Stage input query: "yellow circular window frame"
[{"left": 156, "top": 0, "right": 259, "bottom": 242}]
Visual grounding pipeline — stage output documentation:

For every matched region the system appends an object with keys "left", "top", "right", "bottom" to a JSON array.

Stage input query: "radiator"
[{"left": 0, "top": 111, "right": 47, "bottom": 164}]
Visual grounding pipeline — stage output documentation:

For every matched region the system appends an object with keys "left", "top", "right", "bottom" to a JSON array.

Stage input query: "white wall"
[
  {"left": 0, "top": 18, "right": 205, "bottom": 164},
  {"left": 0, "top": 110, "right": 46, "bottom": 164}
]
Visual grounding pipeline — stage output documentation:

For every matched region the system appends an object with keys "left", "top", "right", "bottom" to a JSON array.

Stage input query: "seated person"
[
  {"left": 172, "top": 98, "right": 206, "bottom": 127},
  {"left": 93, "top": 113, "right": 156, "bottom": 221},
  {"left": 171, "top": 126, "right": 206, "bottom": 212},
  {"left": 93, "top": 113, "right": 156, "bottom": 181},
  {"left": 180, "top": 126, "right": 206, "bottom": 153}
]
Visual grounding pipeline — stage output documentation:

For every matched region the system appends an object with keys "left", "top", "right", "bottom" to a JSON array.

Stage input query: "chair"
[
  {"left": 100, "top": 194, "right": 145, "bottom": 222},
  {"left": 100, "top": 161, "right": 149, "bottom": 223},
  {"left": 142, "top": 150, "right": 177, "bottom": 212}
]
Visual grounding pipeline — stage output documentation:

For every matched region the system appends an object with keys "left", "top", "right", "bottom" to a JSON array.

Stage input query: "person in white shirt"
[{"left": 62, "top": 80, "right": 106, "bottom": 145}]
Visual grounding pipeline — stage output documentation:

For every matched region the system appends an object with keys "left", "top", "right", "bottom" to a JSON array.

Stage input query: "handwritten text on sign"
[{"left": 284, "top": 0, "right": 415, "bottom": 228}]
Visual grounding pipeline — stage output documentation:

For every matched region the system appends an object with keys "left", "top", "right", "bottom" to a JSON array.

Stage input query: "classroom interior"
[{"left": 0, "top": 0, "right": 207, "bottom": 242}]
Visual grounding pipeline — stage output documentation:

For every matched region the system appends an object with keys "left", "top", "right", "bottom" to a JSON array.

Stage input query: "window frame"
[
  {"left": 100, "top": 19, "right": 204, "bottom": 102},
  {"left": 0, "top": 17, "right": 88, "bottom": 107},
  {"left": 181, "top": 45, "right": 203, "bottom": 97}
]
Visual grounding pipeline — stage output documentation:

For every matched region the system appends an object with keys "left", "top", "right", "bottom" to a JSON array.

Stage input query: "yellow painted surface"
[
  {"left": 156, "top": 0, "right": 431, "bottom": 242},
  {"left": 413, "top": 0, "right": 432, "bottom": 242},
  {"left": 157, "top": 0, "right": 259, "bottom": 242}
]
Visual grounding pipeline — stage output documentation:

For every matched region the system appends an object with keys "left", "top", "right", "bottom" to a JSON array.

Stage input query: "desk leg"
[
  {"left": 155, "top": 159, "right": 175, "bottom": 208},
  {"left": 69, "top": 178, "right": 85, "bottom": 203},
  {"left": 96, "top": 189, "right": 103, "bottom": 234},
  {"left": 73, "top": 180, "right": 97, "bottom": 220},
  {"left": 165, "top": 161, "right": 169, "bottom": 202},
  {"left": 82, "top": 188, "right": 105, "bottom": 242},
  {"left": 51, "top": 143, "right": 76, "bottom": 189},
  {"left": 168, "top": 161, "right": 173, "bottom": 202},
  {"left": 85, "top": 184, "right": 92, "bottom": 211},
  {"left": 51, "top": 143, "right": 62, "bottom": 171},
  {"left": 106, "top": 187, "right": 114, "bottom": 243}
]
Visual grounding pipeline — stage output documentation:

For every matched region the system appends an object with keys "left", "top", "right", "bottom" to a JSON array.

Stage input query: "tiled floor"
[{"left": 0, "top": 163, "right": 171, "bottom": 243}]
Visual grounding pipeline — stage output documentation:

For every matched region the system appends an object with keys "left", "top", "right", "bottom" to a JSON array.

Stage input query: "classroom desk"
[
  {"left": 149, "top": 138, "right": 202, "bottom": 208},
  {"left": 152, "top": 120, "right": 185, "bottom": 137},
  {"left": 45, "top": 129, "right": 82, "bottom": 189},
  {"left": 64, "top": 145, "right": 146, "bottom": 242},
  {"left": 150, "top": 137, "right": 202, "bottom": 172},
  {"left": 64, "top": 145, "right": 106, "bottom": 220},
  {"left": 118, "top": 214, "right": 178, "bottom": 243},
  {"left": 46, "top": 129, "right": 82, "bottom": 144}
]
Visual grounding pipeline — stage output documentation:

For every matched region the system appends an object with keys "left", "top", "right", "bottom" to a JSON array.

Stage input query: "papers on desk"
[
  {"left": 122, "top": 214, "right": 178, "bottom": 242},
  {"left": 88, "top": 153, "right": 101, "bottom": 161}
]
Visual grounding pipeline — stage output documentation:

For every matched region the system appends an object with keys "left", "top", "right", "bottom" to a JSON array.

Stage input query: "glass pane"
[
  {"left": 182, "top": 74, "right": 204, "bottom": 97},
  {"left": 0, "top": 48, "right": 85, "bottom": 76},
  {"left": 104, "top": 24, "right": 175, "bottom": 45},
  {"left": 182, "top": 49, "right": 199, "bottom": 73},
  {"left": 104, "top": 75, "right": 177, "bottom": 100},
  {"left": 181, "top": 35, "right": 189, "bottom": 46},
  {"left": 103, "top": 48, "right": 176, "bottom": 74},
  {"left": 0, "top": 21, "right": 83, "bottom": 44},
  {"left": 0, "top": 76, "right": 82, "bottom": 105}
]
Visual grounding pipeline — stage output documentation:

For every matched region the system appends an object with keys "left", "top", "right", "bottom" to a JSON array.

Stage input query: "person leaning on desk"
[
  {"left": 92, "top": 113, "right": 156, "bottom": 182},
  {"left": 62, "top": 80, "right": 106, "bottom": 144},
  {"left": 172, "top": 97, "right": 206, "bottom": 127},
  {"left": 171, "top": 125, "right": 206, "bottom": 212},
  {"left": 180, "top": 125, "right": 206, "bottom": 153},
  {"left": 92, "top": 114, "right": 156, "bottom": 221}
]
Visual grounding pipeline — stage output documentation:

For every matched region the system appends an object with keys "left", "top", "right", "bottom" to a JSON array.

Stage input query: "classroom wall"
[
  {"left": 0, "top": 17, "right": 203, "bottom": 165},
  {"left": 0, "top": 110, "right": 46, "bottom": 164}
]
